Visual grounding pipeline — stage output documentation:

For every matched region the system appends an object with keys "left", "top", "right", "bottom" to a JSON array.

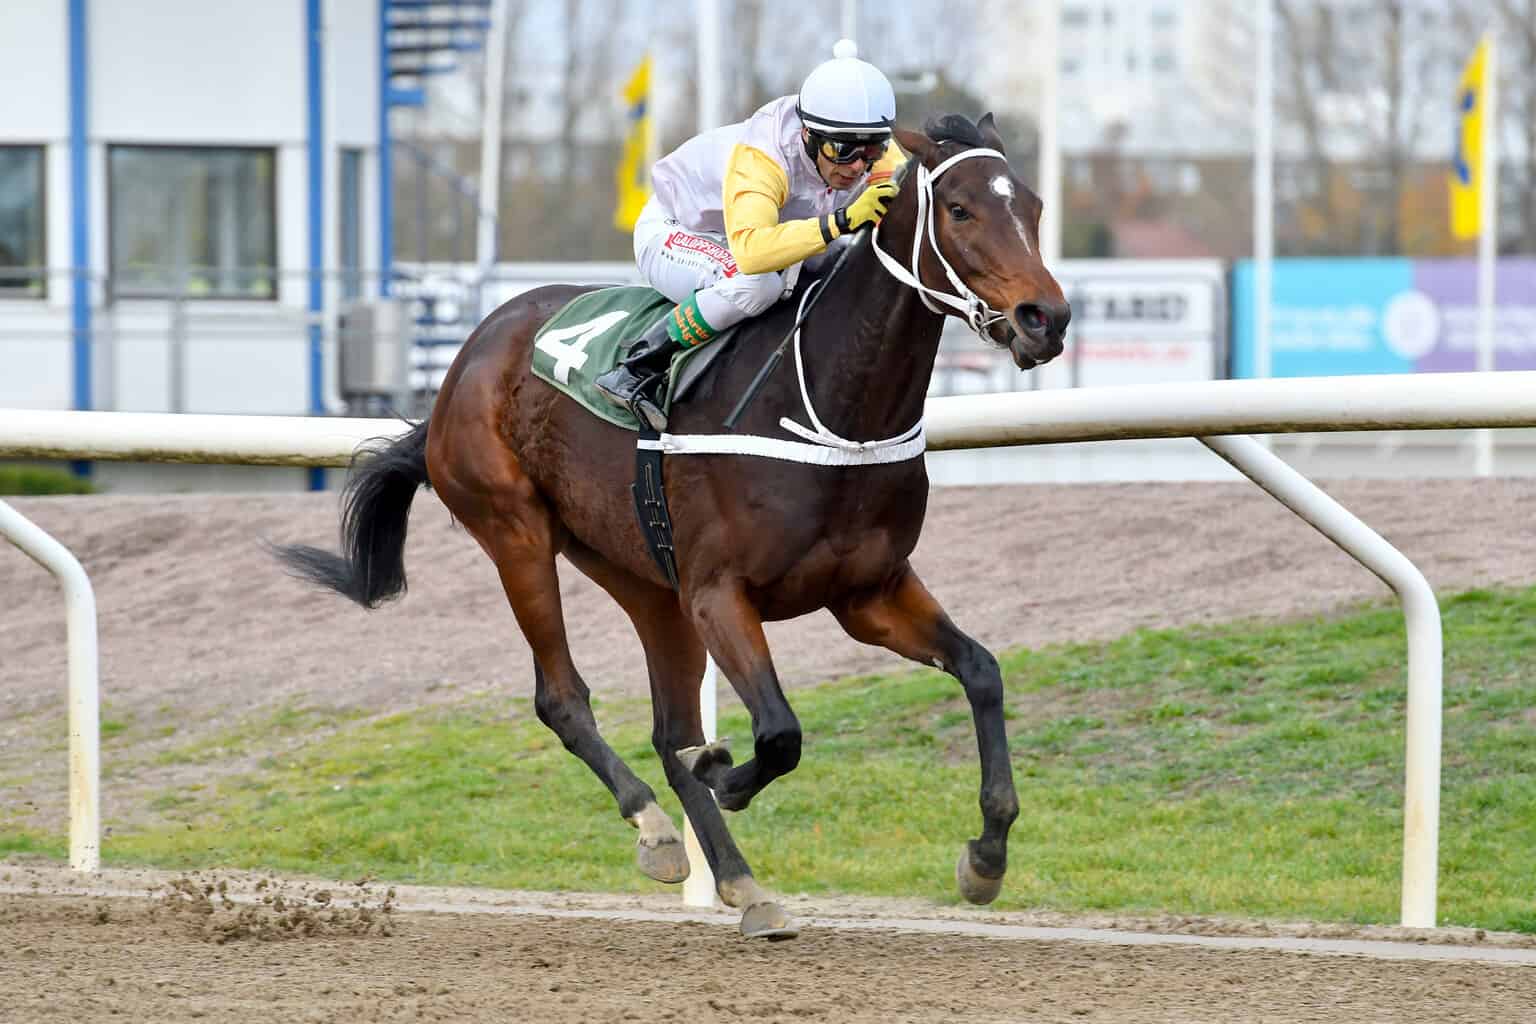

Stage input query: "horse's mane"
[{"left": 894, "top": 113, "right": 987, "bottom": 186}]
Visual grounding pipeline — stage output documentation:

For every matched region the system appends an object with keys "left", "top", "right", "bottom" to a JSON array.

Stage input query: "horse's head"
[{"left": 884, "top": 113, "right": 1069, "bottom": 370}]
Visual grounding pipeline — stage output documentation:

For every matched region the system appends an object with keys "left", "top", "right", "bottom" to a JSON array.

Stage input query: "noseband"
[{"left": 871, "top": 147, "right": 1012, "bottom": 338}]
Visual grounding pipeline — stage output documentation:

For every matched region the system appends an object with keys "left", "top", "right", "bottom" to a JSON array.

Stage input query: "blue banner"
[{"left": 1231, "top": 259, "right": 1536, "bottom": 377}]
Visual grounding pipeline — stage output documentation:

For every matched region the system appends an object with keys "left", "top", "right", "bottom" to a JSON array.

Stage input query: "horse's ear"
[
  {"left": 977, "top": 112, "right": 1006, "bottom": 155},
  {"left": 892, "top": 125, "right": 936, "bottom": 165}
]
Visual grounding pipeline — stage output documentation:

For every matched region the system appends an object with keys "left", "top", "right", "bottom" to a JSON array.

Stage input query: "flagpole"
[
  {"left": 1254, "top": 0, "right": 1275, "bottom": 385},
  {"left": 1038, "top": 0, "right": 1061, "bottom": 269},
  {"left": 476, "top": 0, "right": 510, "bottom": 292},
  {"left": 1474, "top": 31, "right": 1498, "bottom": 476}
]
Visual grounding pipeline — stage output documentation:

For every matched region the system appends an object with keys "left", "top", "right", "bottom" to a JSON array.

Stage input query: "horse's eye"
[{"left": 947, "top": 203, "right": 970, "bottom": 221}]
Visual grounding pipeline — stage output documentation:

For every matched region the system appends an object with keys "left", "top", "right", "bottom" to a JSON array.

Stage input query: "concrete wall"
[
  {"left": 0, "top": 6, "right": 69, "bottom": 141},
  {"left": 93, "top": 4, "right": 306, "bottom": 144}
]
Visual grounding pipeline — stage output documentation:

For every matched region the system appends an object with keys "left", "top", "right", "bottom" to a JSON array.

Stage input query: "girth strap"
[{"left": 631, "top": 428, "right": 680, "bottom": 589}]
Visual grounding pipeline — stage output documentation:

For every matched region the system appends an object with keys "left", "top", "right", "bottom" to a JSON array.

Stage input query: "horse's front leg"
[
  {"left": 832, "top": 565, "right": 1019, "bottom": 904},
  {"left": 678, "top": 579, "right": 801, "bottom": 814}
]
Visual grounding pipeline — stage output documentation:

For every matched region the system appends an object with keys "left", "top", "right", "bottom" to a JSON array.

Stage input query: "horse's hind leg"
[
  {"left": 563, "top": 546, "right": 798, "bottom": 939},
  {"left": 443, "top": 474, "right": 685, "bottom": 883},
  {"left": 831, "top": 565, "right": 1019, "bottom": 906}
]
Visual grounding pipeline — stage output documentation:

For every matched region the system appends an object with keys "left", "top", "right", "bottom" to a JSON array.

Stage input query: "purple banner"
[{"left": 1408, "top": 259, "right": 1536, "bottom": 372}]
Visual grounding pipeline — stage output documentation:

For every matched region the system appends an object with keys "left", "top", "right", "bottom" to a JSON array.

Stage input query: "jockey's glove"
[{"left": 833, "top": 174, "right": 899, "bottom": 236}]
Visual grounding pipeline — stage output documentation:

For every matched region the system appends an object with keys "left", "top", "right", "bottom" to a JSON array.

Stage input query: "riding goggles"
[{"left": 812, "top": 132, "right": 890, "bottom": 166}]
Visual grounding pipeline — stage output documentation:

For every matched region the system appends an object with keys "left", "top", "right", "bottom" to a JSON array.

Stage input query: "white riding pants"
[{"left": 632, "top": 196, "right": 797, "bottom": 334}]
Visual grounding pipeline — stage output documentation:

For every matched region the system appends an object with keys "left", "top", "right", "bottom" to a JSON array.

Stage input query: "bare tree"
[
  {"left": 1272, "top": 1, "right": 1473, "bottom": 255},
  {"left": 1186, "top": 0, "right": 1474, "bottom": 257},
  {"left": 1493, "top": 0, "right": 1536, "bottom": 251}
]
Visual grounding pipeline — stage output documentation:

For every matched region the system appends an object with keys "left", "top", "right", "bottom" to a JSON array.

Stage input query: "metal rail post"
[
  {"left": 1201, "top": 435, "right": 1441, "bottom": 928},
  {"left": 0, "top": 500, "right": 100, "bottom": 872}
]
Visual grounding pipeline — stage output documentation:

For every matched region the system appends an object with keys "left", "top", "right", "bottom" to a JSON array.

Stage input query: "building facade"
[{"left": 0, "top": 0, "right": 389, "bottom": 425}]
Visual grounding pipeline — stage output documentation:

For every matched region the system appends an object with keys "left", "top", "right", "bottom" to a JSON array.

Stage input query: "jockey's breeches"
[{"left": 633, "top": 197, "right": 795, "bottom": 336}]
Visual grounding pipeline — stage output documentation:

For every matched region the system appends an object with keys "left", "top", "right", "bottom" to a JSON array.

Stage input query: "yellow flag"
[
  {"left": 613, "top": 55, "right": 652, "bottom": 233},
  {"left": 1449, "top": 39, "right": 1487, "bottom": 240}
]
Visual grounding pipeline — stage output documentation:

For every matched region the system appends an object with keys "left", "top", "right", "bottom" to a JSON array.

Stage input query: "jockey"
[{"left": 594, "top": 38, "right": 902, "bottom": 430}]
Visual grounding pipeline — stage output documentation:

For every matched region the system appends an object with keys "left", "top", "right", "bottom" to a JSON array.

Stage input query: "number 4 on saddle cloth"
[{"left": 531, "top": 287, "right": 738, "bottom": 433}]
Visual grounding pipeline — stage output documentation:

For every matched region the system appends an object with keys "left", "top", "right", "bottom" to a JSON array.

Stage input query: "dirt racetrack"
[{"left": 3, "top": 864, "right": 1535, "bottom": 1024}]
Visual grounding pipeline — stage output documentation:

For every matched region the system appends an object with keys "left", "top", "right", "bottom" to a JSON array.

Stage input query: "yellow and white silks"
[{"left": 635, "top": 95, "right": 901, "bottom": 342}]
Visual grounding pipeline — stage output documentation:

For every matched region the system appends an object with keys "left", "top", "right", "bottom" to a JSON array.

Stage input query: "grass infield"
[{"left": 6, "top": 587, "right": 1534, "bottom": 932}]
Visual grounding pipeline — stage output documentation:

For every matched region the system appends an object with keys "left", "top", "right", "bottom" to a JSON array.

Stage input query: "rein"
[{"left": 872, "top": 147, "right": 1011, "bottom": 337}]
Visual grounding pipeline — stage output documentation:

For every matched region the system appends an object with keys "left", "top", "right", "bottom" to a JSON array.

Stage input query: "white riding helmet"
[{"left": 795, "top": 39, "right": 896, "bottom": 138}]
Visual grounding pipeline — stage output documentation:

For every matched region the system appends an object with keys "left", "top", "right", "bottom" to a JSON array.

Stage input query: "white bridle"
[{"left": 870, "top": 147, "right": 1013, "bottom": 338}]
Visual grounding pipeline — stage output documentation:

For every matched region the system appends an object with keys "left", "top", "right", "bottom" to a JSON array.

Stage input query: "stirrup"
[{"left": 628, "top": 372, "right": 669, "bottom": 432}]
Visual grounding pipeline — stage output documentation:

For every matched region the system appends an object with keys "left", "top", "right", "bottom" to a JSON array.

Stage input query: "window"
[
  {"left": 1063, "top": 5, "right": 1091, "bottom": 27},
  {"left": 1062, "top": 55, "right": 1082, "bottom": 76},
  {"left": 109, "top": 146, "right": 276, "bottom": 299},
  {"left": 339, "top": 148, "right": 364, "bottom": 303},
  {"left": 0, "top": 146, "right": 45, "bottom": 297},
  {"left": 1152, "top": 50, "right": 1177, "bottom": 73}
]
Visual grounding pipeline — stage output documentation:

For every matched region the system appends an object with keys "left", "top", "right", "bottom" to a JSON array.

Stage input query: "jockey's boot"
[{"left": 593, "top": 316, "right": 684, "bottom": 431}]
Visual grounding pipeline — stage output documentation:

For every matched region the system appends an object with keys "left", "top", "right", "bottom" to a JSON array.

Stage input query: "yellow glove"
[{"left": 835, "top": 172, "right": 899, "bottom": 235}]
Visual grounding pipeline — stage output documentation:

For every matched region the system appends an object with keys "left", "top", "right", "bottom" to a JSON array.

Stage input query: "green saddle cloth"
[{"left": 531, "top": 286, "right": 721, "bottom": 431}]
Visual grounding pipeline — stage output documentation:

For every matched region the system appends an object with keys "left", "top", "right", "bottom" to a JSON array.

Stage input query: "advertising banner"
[
  {"left": 1231, "top": 258, "right": 1536, "bottom": 377},
  {"left": 938, "top": 260, "right": 1225, "bottom": 394}
]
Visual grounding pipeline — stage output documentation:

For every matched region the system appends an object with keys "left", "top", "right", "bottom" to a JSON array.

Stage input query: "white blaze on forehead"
[{"left": 992, "top": 174, "right": 1033, "bottom": 255}]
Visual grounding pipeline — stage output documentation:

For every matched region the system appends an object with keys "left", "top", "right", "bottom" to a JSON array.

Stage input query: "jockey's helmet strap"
[{"left": 870, "top": 148, "right": 1011, "bottom": 338}]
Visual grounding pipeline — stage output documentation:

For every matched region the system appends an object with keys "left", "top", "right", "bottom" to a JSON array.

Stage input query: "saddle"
[{"left": 530, "top": 286, "right": 742, "bottom": 433}]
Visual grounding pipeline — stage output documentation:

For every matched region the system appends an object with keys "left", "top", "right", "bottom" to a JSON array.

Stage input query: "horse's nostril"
[
  {"left": 1017, "top": 304, "right": 1048, "bottom": 335},
  {"left": 1018, "top": 301, "right": 1071, "bottom": 338}
]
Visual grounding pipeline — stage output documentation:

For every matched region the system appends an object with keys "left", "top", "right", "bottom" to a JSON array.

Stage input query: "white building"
[{"left": 0, "top": 1, "right": 490, "bottom": 488}]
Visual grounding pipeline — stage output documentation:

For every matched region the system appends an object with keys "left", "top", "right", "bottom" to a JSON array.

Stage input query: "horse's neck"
[{"left": 796, "top": 231, "right": 943, "bottom": 441}]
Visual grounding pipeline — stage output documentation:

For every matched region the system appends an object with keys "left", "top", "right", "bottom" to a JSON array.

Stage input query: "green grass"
[
  {"left": 0, "top": 463, "right": 94, "bottom": 495},
  {"left": 6, "top": 586, "right": 1536, "bottom": 932}
]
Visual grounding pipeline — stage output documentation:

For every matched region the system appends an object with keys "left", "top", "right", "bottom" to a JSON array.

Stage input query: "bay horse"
[{"left": 277, "top": 113, "right": 1069, "bottom": 939}]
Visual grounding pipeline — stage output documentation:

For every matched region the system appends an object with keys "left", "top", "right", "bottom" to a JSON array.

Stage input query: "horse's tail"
[{"left": 273, "top": 419, "right": 432, "bottom": 609}]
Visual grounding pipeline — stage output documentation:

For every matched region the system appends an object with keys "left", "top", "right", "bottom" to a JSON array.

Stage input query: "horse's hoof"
[
  {"left": 955, "top": 842, "right": 1004, "bottom": 905},
  {"left": 636, "top": 836, "right": 690, "bottom": 884},
  {"left": 676, "top": 739, "right": 733, "bottom": 785},
  {"left": 739, "top": 901, "right": 799, "bottom": 941}
]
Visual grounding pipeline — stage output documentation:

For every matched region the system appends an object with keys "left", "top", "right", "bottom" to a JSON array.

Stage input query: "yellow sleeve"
[{"left": 722, "top": 144, "right": 834, "bottom": 276}]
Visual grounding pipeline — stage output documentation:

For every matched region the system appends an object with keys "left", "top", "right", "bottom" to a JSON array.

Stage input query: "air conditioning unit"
[{"left": 338, "top": 300, "right": 410, "bottom": 398}]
